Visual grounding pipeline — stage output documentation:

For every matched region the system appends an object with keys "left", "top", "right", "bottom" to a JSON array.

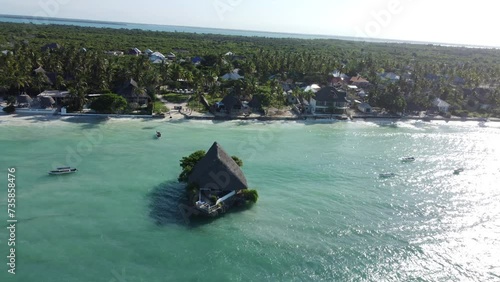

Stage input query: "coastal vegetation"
[
  {"left": 89, "top": 93, "right": 127, "bottom": 114},
  {"left": 0, "top": 22, "right": 499, "bottom": 117},
  {"left": 178, "top": 150, "right": 206, "bottom": 182},
  {"left": 152, "top": 101, "right": 168, "bottom": 115}
]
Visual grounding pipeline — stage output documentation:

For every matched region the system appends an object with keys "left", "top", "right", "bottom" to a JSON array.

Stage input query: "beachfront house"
[
  {"left": 216, "top": 95, "right": 248, "bottom": 115},
  {"left": 37, "top": 90, "right": 71, "bottom": 108},
  {"left": 17, "top": 93, "right": 33, "bottom": 108},
  {"left": 309, "top": 87, "right": 349, "bottom": 114},
  {"left": 189, "top": 142, "right": 249, "bottom": 217},
  {"left": 358, "top": 102, "right": 373, "bottom": 113},
  {"left": 118, "top": 79, "right": 150, "bottom": 106},
  {"left": 433, "top": 98, "right": 450, "bottom": 113}
]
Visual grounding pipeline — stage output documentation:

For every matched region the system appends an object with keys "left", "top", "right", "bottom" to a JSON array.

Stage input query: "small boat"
[
  {"left": 401, "top": 157, "right": 415, "bottom": 163},
  {"left": 156, "top": 131, "right": 162, "bottom": 138},
  {"left": 379, "top": 172, "right": 396, "bottom": 178},
  {"left": 49, "top": 167, "right": 77, "bottom": 175},
  {"left": 454, "top": 168, "right": 464, "bottom": 175}
]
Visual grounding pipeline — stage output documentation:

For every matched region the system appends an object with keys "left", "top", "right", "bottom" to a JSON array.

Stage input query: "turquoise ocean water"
[{"left": 0, "top": 116, "right": 500, "bottom": 281}]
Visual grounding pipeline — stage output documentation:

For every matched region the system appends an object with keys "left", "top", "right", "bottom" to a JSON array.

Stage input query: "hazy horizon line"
[{"left": 0, "top": 13, "right": 498, "bottom": 49}]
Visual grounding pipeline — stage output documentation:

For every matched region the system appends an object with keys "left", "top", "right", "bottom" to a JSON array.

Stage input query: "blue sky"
[{"left": 1, "top": 0, "right": 498, "bottom": 47}]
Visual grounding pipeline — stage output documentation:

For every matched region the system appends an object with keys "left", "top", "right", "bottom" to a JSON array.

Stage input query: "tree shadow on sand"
[{"left": 148, "top": 181, "right": 255, "bottom": 228}]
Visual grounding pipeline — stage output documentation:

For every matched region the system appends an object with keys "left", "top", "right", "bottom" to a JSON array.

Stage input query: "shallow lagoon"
[{"left": 1, "top": 116, "right": 499, "bottom": 281}]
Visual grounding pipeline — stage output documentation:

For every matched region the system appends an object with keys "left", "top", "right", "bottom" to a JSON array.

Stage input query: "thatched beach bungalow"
[{"left": 188, "top": 142, "right": 250, "bottom": 217}]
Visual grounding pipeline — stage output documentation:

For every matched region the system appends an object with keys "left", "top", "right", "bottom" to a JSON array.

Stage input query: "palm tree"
[
  {"left": 302, "top": 90, "right": 315, "bottom": 103},
  {"left": 68, "top": 81, "right": 88, "bottom": 112}
]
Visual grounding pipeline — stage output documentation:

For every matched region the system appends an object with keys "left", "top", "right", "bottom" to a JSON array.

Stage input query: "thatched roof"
[
  {"left": 188, "top": 142, "right": 248, "bottom": 191},
  {"left": 117, "top": 79, "right": 149, "bottom": 100},
  {"left": 34, "top": 66, "right": 46, "bottom": 74},
  {"left": 17, "top": 94, "right": 33, "bottom": 104},
  {"left": 221, "top": 95, "right": 242, "bottom": 110},
  {"left": 314, "top": 87, "right": 348, "bottom": 103},
  {"left": 40, "top": 96, "right": 55, "bottom": 108},
  {"left": 248, "top": 95, "right": 263, "bottom": 110}
]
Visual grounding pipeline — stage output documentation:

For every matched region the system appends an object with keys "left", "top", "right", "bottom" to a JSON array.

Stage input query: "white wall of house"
[
  {"left": 358, "top": 103, "right": 372, "bottom": 113},
  {"left": 309, "top": 98, "right": 317, "bottom": 114},
  {"left": 433, "top": 98, "right": 450, "bottom": 113}
]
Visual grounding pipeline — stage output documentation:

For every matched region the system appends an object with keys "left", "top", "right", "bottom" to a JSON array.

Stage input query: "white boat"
[
  {"left": 379, "top": 172, "right": 396, "bottom": 178},
  {"left": 401, "top": 157, "right": 415, "bottom": 163},
  {"left": 49, "top": 167, "right": 77, "bottom": 175}
]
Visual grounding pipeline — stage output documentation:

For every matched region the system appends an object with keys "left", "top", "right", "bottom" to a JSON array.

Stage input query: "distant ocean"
[{"left": 0, "top": 14, "right": 494, "bottom": 49}]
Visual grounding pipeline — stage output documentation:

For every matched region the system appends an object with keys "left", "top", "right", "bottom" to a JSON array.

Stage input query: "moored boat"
[
  {"left": 379, "top": 172, "right": 396, "bottom": 178},
  {"left": 49, "top": 167, "right": 77, "bottom": 175},
  {"left": 156, "top": 131, "right": 162, "bottom": 138},
  {"left": 401, "top": 157, "right": 415, "bottom": 163}
]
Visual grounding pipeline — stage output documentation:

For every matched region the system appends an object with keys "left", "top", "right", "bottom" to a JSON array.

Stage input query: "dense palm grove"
[{"left": 1, "top": 22, "right": 500, "bottom": 116}]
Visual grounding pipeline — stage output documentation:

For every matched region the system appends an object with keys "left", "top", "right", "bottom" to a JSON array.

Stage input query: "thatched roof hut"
[
  {"left": 248, "top": 95, "right": 263, "bottom": 111},
  {"left": 118, "top": 78, "right": 150, "bottom": 104},
  {"left": 221, "top": 95, "right": 243, "bottom": 111},
  {"left": 33, "top": 67, "right": 56, "bottom": 85},
  {"left": 17, "top": 93, "right": 33, "bottom": 104},
  {"left": 40, "top": 96, "right": 55, "bottom": 108},
  {"left": 188, "top": 142, "right": 248, "bottom": 192}
]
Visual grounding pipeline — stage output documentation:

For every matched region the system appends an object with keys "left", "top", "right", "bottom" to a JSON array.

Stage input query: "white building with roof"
[
  {"left": 149, "top": 52, "right": 166, "bottom": 62},
  {"left": 433, "top": 98, "right": 450, "bottom": 113}
]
